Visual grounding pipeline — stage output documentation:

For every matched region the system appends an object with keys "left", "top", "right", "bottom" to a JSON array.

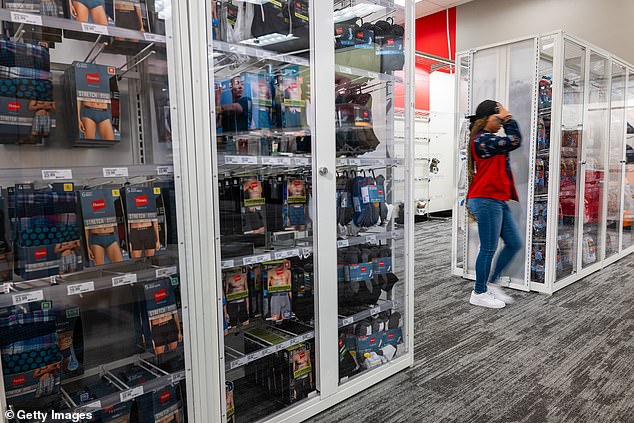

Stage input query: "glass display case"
[
  {"left": 206, "top": 1, "right": 415, "bottom": 422},
  {"left": 452, "top": 32, "right": 634, "bottom": 294},
  {"left": 0, "top": 1, "right": 191, "bottom": 422}
]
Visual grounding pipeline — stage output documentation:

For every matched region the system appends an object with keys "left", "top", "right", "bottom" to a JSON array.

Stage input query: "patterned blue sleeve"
[{"left": 473, "top": 119, "right": 522, "bottom": 158}]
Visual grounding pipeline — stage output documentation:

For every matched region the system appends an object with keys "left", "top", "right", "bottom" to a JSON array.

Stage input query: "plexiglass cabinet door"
[
  {"left": 332, "top": 1, "right": 410, "bottom": 385},
  {"left": 0, "top": 1, "right": 190, "bottom": 422},
  {"left": 208, "top": 1, "right": 318, "bottom": 422}
]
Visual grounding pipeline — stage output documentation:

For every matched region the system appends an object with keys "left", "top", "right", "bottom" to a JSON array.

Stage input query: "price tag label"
[
  {"left": 341, "top": 317, "right": 354, "bottom": 327},
  {"left": 367, "top": 72, "right": 379, "bottom": 79},
  {"left": 169, "top": 372, "right": 184, "bottom": 384},
  {"left": 248, "top": 351, "right": 265, "bottom": 361},
  {"left": 366, "top": 235, "right": 377, "bottom": 244},
  {"left": 370, "top": 307, "right": 380, "bottom": 317},
  {"left": 348, "top": 158, "right": 361, "bottom": 166},
  {"left": 82, "top": 23, "right": 109, "bottom": 35},
  {"left": 79, "top": 400, "right": 102, "bottom": 412},
  {"left": 337, "top": 240, "right": 349, "bottom": 248},
  {"left": 1, "top": 283, "right": 11, "bottom": 294},
  {"left": 254, "top": 253, "right": 271, "bottom": 263},
  {"left": 42, "top": 169, "right": 72, "bottom": 180},
  {"left": 302, "top": 332, "right": 313, "bottom": 341},
  {"left": 12, "top": 290, "right": 44, "bottom": 305},
  {"left": 112, "top": 273, "right": 137, "bottom": 287},
  {"left": 339, "top": 66, "right": 352, "bottom": 74},
  {"left": 302, "top": 247, "right": 313, "bottom": 257},
  {"left": 221, "top": 260, "right": 235, "bottom": 269},
  {"left": 11, "top": 12, "right": 42, "bottom": 26},
  {"left": 292, "top": 157, "right": 311, "bottom": 166},
  {"left": 274, "top": 249, "right": 299, "bottom": 260},
  {"left": 243, "top": 256, "right": 257, "bottom": 265},
  {"left": 120, "top": 386, "right": 144, "bottom": 403},
  {"left": 157, "top": 165, "right": 174, "bottom": 175},
  {"left": 156, "top": 266, "right": 177, "bottom": 278},
  {"left": 241, "top": 156, "right": 258, "bottom": 164},
  {"left": 230, "top": 357, "right": 248, "bottom": 369},
  {"left": 67, "top": 281, "right": 95, "bottom": 296},
  {"left": 103, "top": 167, "right": 129, "bottom": 177},
  {"left": 262, "top": 157, "right": 288, "bottom": 166},
  {"left": 143, "top": 32, "right": 166, "bottom": 43}
]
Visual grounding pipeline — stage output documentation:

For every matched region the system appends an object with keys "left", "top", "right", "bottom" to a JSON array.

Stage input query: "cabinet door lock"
[{"left": 319, "top": 167, "right": 329, "bottom": 176}]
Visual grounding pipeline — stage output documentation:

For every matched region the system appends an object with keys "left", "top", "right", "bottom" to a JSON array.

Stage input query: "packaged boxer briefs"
[
  {"left": 226, "top": 381, "right": 236, "bottom": 423},
  {"left": 122, "top": 186, "right": 162, "bottom": 259},
  {"left": 55, "top": 306, "right": 84, "bottom": 379},
  {"left": 64, "top": 62, "right": 120, "bottom": 147},
  {"left": 262, "top": 260, "right": 292, "bottom": 322},
  {"left": 247, "top": 264, "right": 262, "bottom": 318},
  {"left": 223, "top": 267, "right": 250, "bottom": 329},
  {"left": 281, "top": 66, "right": 305, "bottom": 129},
  {"left": 241, "top": 177, "right": 266, "bottom": 235},
  {"left": 0, "top": 301, "right": 62, "bottom": 403},
  {"left": 282, "top": 343, "right": 314, "bottom": 404},
  {"left": 78, "top": 189, "right": 127, "bottom": 267},
  {"left": 137, "top": 278, "right": 181, "bottom": 356},
  {"left": 284, "top": 178, "right": 307, "bottom": 231}
]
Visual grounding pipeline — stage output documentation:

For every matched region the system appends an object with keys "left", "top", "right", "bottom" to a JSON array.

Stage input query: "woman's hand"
[{"left": 497, "top": 104, "right": 512, "bottom": 121}]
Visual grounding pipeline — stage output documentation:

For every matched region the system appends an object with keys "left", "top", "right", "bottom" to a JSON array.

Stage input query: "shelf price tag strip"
[
  {"left": 112, "top": 273, "right": 138, "bottom": 287},
  {"left": 67, "top": 281, "right": 95, "bottom": 296},
  {"left": 12, "top": 290, "right": 44, "bottom": 305},
  {"left": 10, "top": 11, "right": 42, "bottom": 25},
  {"left": 156, "top": 266, "right": 177, "bottom": 278},
  {"left": 103, "top": 167, "right": 129, "bottom": 178},
  {"left": 120, "top": 386, "right": 144, "bottom": 403},
  {"left": 226, "top": 331, "right": 315, "bottom": 370},
  {"left": 338, "top": 301, "right": 395, "bottom": 328},
  {"left": 42, "top": 169, "right": 73, "bottom": 180}
]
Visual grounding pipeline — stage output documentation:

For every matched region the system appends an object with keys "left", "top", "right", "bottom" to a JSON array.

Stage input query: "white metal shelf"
[
  {"left": 336, "top": 229, "right": 404, "bottom": 248},
  {"left": 211, "top": 40, "right": 309, "bottom": 66},
  {"left": 338, "top": 300, "right": 399, "bottom": 328},
  {"left": 335, "top": 64, "right": 403, "bottom": 83},
  {"left": 0, "top": 164, "right": 174, "bottom": 185},
  {"left": 218, "top": 154, "right": 312, "bottom": 167},
  {"left": 0, "top": 8, "right": 166, "bottom": 44},
  {"left": 337, "top": 157, "right": 402, "bottom": 167}
]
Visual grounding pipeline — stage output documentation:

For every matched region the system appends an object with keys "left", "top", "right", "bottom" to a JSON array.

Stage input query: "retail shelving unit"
[
  {"left": 205, "top": 1, "right": 415, "bottom": 423},
  {"left": 452, "top": 31, "right": 634, "bottom": 294}
]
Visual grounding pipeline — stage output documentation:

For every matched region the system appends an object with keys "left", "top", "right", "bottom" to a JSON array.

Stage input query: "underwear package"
[
  {"left": 55, "top": 306, "right": 84, "bottom": 379},
  {"left": 242, "top": 71, "right": 273, "bottom": 130},
  {"left": 122, "top": 186, "right": 163, "bottom": 258},
  {"left": 247, "top": 264, "right": 262, "bottom": 319},
  {"left": 279, "top": 66, "right": 306, "bottom": 129},
  {"left": 241, "top": 177, "right": 266, "bottom": 236},
  {"left": 0, "top": 302, "right": 62, "bottom": 404},
  {"left": 78, "top": 188, "right": 128, "bottom": 267},
  {"left": 262, "top": 260, "right": 292, "bottom": 322},
  {"left": 216, "top": 75, "right": 254, "bottom": 134},
  {"left": 226, "top": 381, "right": 236, "bottom": 423},
  {"left": 9, "top": 184, "right": 82, "bottom": 280},
  {"left": 223, "top": 267, "right": 250, "bottom": 329},
  {"left": 64, "top": 62, "right": 121, "bottom": 147},
  {"left": 284, "top": 177, "right": 307, "bottom": 231},
  {"left": 291, "top": 260, "right": 313, "bottom": 323},
  {"left": 136, "top": 278, "right": 181, "bottom": 356}
]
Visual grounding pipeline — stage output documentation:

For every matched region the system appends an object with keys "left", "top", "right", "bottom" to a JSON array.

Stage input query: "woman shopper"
[{"left": 467, "top": 100, "right": 523, "bottom": 309}]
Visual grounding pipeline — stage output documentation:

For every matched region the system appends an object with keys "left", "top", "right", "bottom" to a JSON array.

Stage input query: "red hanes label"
[
  {"left": 276, "top": 268, "right": 284, "bottom": 275},
  {"left": 379, "top": 260, "right": 385, "bottom": 267},
  {"left": 361, "top": 266, "right": 367, "bottom": 272},
  {"left": 160, "top": 390, "right": 171, "bottom": 404},
  {"left": 86, "top": 72, "right": 101, "bottom": 83},
  {"left": 12, "top": 376, "right": 25, "bottom": 386},
  {"left": 299, "top": 352, "right": 305, "bottom": 359},
  {"left": 370, "top": 337, "right": 376, "bottom": 344},
  {"left": 154, "top": 289, "right": 167, "bottom": 302},
  {"left": 388, "top": 333, "right": 394, "bottom": 339},
  {"left": 8, "top": 102, "right": 20, "bottom": 112},
  {"left": 387, "top": 39, "right": 395, "bottom": 45},
  {"left": 357, "top": 32, "right": 364, "bottom": 38},
  {"left": 294, "top": 180, "right": 302, "bottom": 186},
  {"left": 378, "top": 189, "right": 383, "bottom": 195},
  {"left": 234, "top": 275, "right": 241, "bottom": 282},
  {"left": 250, "top": 182, "right": 259, "bottom": 189},
  {"left": 91, "top": 199, "right": 106, "bottom": 211},
  {"left": 34, "top": 248, "right": 47, "bottom": 259},
  {"left": 336, "top": 27, "right": 343, "bottom": 35},
  {"left": 135, "top": 195, "right": 148, "bottom": 207}
]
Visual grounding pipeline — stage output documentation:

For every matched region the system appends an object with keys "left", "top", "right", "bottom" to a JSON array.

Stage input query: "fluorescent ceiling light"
[
  {"left": 240, "top": 33, "right": 299, "bottom": 47},
  {"left": 395, "top": 0, "right": 423, "bottom": 5},
  {"left": 334, "top": 4, "right": 384, "bottom": 23}
]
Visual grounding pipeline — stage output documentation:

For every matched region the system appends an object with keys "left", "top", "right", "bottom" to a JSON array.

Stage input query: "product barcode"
[
  {"left": 82, "top": 23, "right": 109, "bottom": 35},
  {"left": 120, "top": 386, "right": 143, "bottom": 403},
  {"left": 144, "top": 33, "right": 166, "bottom": 43},
  {"left": 103, "top": 167, "right": 128, "bottom": 177},
  {"left": 42, "top": 169, "right": 73, "bottom": 180},
  {"left": 67, "top": 281, "right": 95, "bottom": 296},
  {"left": 112, "top": 273, "right": 137, "bottom": 287},
  {"left": 12, "top": 290, "right": 44, "bottom": 305},
  {"left": 10, "top": 11, "right": 42, "bottom": 26}
]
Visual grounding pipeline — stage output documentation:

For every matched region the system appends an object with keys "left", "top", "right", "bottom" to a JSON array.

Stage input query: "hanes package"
[
  {"left": 137, "top": 278, "right": 182, "bottom": 356},
  {"left": 122, "top": 187, "right": 163, "bottom": 259},
  {"left": 262, "top": 260, "right": 292, "bottom": 321}
]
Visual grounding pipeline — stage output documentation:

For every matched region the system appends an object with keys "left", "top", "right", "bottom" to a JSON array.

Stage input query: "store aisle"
[{"left": 308, "top": 219, "right": 634, "bottom": 423}]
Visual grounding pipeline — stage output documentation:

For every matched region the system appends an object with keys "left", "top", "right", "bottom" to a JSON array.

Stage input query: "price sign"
[
  {"left": 169, "top": 372, "right": 184, "bottom": 384},
  {"left": 1, "top": 283, "right": 10, "bottom": 294},
  {"left": 157, "top": 165, "right": 174, "bottom": 175},
  {"left": 120, "top": 386, "right": 144, "bottom": 403},
  {"left": 12, "top": 290, "right": 44, "bottom": 305},
  {"left": 370, "top": 307, "right": 380, "bottom": 317},
  {"left": 82, "top": 23, "right": 109, "bottom": 35},
  {"left": 10, "top": 12, "right": 42, "bottom": 25},
  {"left": 339, "top": 66, "right": 352, "bottom": 74},
  {"left": 254, "top": 253, "right": 271, "bottom": 263},
  {"left": 67, "top": 282, "right": 95, "bottom": 296},
  {"left": 366, "top": 235, "right": 377, "bottom": 244},
  {"left": 247, "top": 351, "right": 265, "bottom": 361},
  {"left": 302, "top": 247, "right": 313, "bottom": 257},
  {"left": 42, "top": 169, "right": 72, "bottom": 180},
  {"left": 103, "top": 167, "right": 129, "bottom": 177},
  {"left": 77, "top": 400, "right": 101, "bottom": 413},
  {"left": 143, "top": 33, "right": 166, "bottom": 43},
  {"left": 156, "top": 266, "right": 177, "bottom": 278},
  {"left": 274, "top": 249, "right": 299, "bottom": 260},
  {"left": 243, "top": 256, "right": 257, "bottom": 266},
  {"left": 230, "top": 357, "right": 248, "bottom": 370},
  {"left": 348, "top": 158, "right": 361, "bottom": 166},
  {"left": 292, "top": 157, "right": 311, "bottom": 166},
  {"left": 262, "top": 157, "right": 288, "bottom": 166},
  {"left": 221, "top": 260, "right": 235, "bottom": 269},
  {"left": 112, "top": 273, "right": 137, "bottom": 287},
  {"left": 337, "top": 240, "right": 349, "bottom": 248}
]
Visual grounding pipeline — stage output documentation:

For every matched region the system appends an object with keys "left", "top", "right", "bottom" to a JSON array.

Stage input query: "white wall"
[{"left": 456, "top": 0, "right": 634, "bottom": 65}]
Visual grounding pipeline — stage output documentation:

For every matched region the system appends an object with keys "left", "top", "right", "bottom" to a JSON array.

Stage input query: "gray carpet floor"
[{"left": 308, "top": 219, "right": 634, "bottom": 423}]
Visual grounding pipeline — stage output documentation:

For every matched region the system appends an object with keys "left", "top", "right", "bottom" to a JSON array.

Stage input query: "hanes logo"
[
  {"left": 135, "top": 195, "right": 148, "bottom": 207},
  {"left": 86, "top": 72, "right": 101, "bottom": 83},
  {"left": 12, "top": 376, "right": 25, "bottom": 385},
  {"left": 91, "top": 199, "right": 106, "bottom": 211},
  {"left": 8, "top": 102, "right": 20, "bottom": 112},
  {"left": 160, "top": 390, "right": 171, "bottom": 404},
  {"left": 34, "top": 248, "right": 47, "bottom": 259},
  {"left": 154, "top": 289, "right": 167, "bottom": 302}
]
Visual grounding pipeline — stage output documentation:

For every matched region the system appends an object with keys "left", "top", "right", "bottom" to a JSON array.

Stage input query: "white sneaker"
[
  {"left": 487, "top": 283, "right": 515, "bottom": 304},
  {"left": 469, "top": 291, "right": 505, "bottom": 309}
]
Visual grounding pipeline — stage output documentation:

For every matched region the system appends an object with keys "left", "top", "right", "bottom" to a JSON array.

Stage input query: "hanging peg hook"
[
  {"left": 118, "top": 50, "right": 156, "bottom": 80},
  {"left": 13, "top": 23, "right": 25, "bottom": 42},
  {"left": 84, "top": 35, "right": 105, "bottom": 62}
]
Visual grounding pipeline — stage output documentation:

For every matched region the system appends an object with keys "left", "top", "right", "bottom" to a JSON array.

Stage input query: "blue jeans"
[{"left": 467, "top": 198, "right": 523, "bottom": 294}]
